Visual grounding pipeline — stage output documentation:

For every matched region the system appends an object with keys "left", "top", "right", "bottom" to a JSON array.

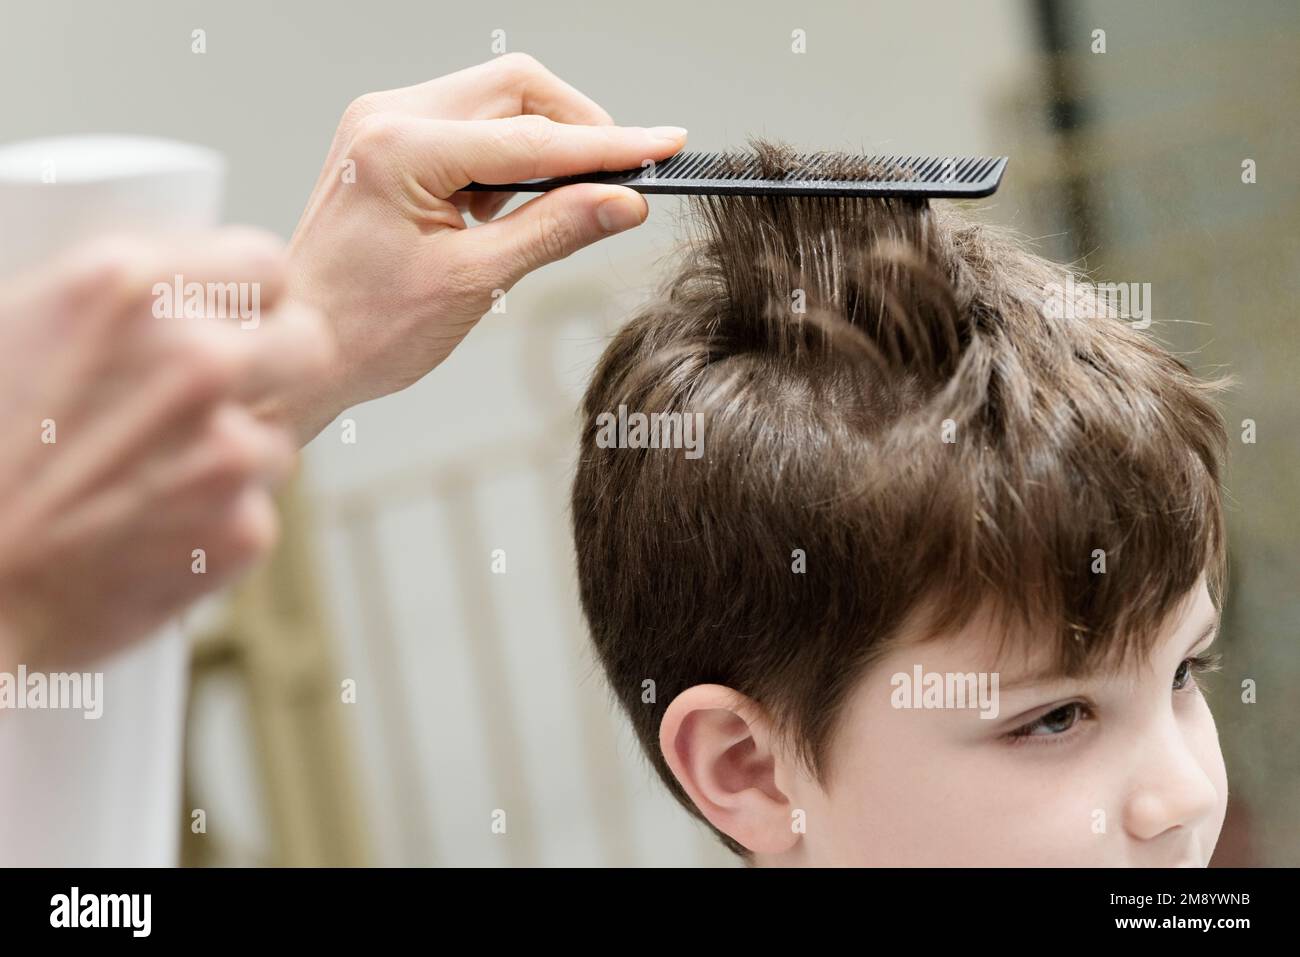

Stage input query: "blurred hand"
[
  {"left": 0, "top": 229, "right": 334, "bottom": 671},
  {"left": 269, "top": 52, "right": 688, "bottom": 441}
]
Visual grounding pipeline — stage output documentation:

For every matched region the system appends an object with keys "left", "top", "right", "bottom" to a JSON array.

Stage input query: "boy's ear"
[{"left": 659, "top": 684, "right": 800, "bottom": 855}]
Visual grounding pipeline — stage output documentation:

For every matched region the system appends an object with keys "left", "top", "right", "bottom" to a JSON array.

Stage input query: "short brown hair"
[{"left": 570, "top": 141, "right": 1229, "bottom": 856}]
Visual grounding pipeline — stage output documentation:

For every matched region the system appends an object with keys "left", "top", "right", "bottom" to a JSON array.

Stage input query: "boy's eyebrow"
[
  {"left": 996, "top": 616, "right": 1221, "bottom": 692},
  {"left": 1184, "top": 618, "right": 1221, "bottom": 655}
]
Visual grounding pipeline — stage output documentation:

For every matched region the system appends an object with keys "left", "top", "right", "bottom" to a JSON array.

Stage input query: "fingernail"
[
  {"left": 596, "top": 196, "right": 645, "bottom": 234},
  {"left": 646, "top": 125, "right": 688, "bottom": 142}
]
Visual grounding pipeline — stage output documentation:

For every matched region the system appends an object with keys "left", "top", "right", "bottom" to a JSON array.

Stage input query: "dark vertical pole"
[{"left": 1032, "top": 0, "right": 1100, "bottom": 262}]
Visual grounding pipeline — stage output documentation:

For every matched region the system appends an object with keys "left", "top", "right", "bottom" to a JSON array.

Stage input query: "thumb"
[{"left": 463, "top": 183, "right": 648, "bottom": 290}]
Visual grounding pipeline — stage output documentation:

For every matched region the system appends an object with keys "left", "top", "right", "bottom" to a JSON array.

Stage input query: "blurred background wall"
[{"left": 3, "top": 0, "right": 1295, "bottom": 865}]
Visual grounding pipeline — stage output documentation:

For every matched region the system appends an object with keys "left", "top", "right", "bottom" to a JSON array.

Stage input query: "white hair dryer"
[{"left": 0, "top": 135, "right": 225, "bottom": 866}]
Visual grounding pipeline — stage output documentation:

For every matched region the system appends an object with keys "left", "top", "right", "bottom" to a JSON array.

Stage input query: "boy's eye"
[
  {"left": 1009, "top": 702, "right": 1086, "bottom": 742},
  {"left": 1006, "top": 651, "right": 1223, "bottom": 747},
  {"left": 1174, "top": 652, "right": 1222, "bottom": 692}
]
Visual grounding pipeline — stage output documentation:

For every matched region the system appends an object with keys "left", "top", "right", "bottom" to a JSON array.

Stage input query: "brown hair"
[{"left": 570, "top": 141, "right": 1229, "bottom": 856}]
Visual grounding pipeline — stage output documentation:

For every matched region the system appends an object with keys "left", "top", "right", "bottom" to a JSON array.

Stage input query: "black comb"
[{"left": 463, "top": 152, "right": 1008, "bottom": 198}]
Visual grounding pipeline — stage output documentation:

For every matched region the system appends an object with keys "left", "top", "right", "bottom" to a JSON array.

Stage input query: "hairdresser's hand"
[
  {"left": 0, "top": 230, "right": 334, "bottom": 672},
  {"left": 269, "top": 53, "right": 688, "bottom": 442}
]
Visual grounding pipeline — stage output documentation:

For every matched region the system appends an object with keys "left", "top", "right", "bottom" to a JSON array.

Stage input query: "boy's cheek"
[
  {"left": 809, "top": 740, "right": 1135, "bottom": 866},
  {"left": 1194, "top": 700, "right": 1230, "bottom": 855}
]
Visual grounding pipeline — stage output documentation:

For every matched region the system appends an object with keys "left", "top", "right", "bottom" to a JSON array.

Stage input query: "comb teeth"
[{"left": 463, "top": 152, "right": 1008, "bottom": 198}]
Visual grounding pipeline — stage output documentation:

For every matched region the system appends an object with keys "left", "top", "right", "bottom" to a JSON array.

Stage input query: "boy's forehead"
[
  {"left": 888, "top": 603, "right": 1042, "bottom": 675},
  {"left": 886, "top": 577, "right": 1217, "bottom": 687}
]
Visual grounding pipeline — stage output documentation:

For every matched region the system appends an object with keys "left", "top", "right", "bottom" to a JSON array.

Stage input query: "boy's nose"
[{"left": 1121, "top": 713, "right": 1222, "bottom": 850}]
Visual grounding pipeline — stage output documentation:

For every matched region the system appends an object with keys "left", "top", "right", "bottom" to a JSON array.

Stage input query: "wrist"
[
  {"left": 252, "top": 369, "right": 347, "bottom": 447},
  {"left": 275, "top": 253, "right": 353, "bottom": 444},
  {"left": 0, "top": 598, "right": 31, "bottom": 676}
]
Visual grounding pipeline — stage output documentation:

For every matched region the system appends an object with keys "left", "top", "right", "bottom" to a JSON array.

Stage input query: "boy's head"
[{"left": 570, "top": 142, "right": 1230, "bottom": 865}]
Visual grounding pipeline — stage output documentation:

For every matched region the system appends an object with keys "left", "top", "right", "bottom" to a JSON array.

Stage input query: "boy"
[{"left": 570, "top": 141, "right": 1230, "bottom": 866}]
